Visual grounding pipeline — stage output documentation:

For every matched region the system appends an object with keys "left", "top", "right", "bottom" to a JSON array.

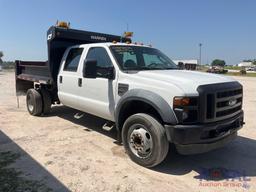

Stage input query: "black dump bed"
[{"left": 15, "top": 26, "right": 131, "bottom": 95}]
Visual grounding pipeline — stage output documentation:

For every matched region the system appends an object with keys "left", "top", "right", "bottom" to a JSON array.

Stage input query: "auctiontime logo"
[
  {"left": 195, "top": 167, "right": 251, "bottom": 189},
  {"left": 228, "top": 98, "right": 237, "bottom": 106}
]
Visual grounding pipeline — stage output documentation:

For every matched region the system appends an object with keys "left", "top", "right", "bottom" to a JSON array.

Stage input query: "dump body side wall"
[{"left": 15, "top": 26, "right": 131, "bottom": 97}]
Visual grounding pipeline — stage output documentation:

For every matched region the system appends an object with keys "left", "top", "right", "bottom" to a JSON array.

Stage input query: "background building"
[
  {"left": 173, "top": 59, "right": 198, "bottom": 70},
  {"left": 237, "top": 62, "right": 253, "bottom": 67}
]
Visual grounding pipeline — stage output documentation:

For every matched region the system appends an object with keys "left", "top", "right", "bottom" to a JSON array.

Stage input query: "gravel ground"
[{"left": 0, "top": 71, "right": 255, "bottom": 192}]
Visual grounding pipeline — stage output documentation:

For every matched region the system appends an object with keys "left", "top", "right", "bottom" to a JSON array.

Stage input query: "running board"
[
  {"left": 74, "top": 112, "right": 84, "bottom": 119},
  {"left": 102, "top": 121, "right": 115, "bottom": 131}
]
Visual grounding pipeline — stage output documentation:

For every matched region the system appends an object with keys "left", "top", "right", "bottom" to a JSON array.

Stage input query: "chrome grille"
[
  {"left": 197, "top": 82, "right": 243, "bottom": 123},
  {"left": 215, "top": 89, "right": 242, "bottom": 119}
]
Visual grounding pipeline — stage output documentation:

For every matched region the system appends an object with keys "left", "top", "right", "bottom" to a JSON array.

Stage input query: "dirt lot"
[{"left": 0, "top": 71, "right": 255, "bottom": 192}]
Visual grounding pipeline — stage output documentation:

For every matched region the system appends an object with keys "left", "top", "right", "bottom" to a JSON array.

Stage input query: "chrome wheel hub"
[
  {"left": 27, "top": 95, "right": 34, "bottom": 112},
  {"left": 129, "top": 127, "right": 153, "bottom": 158}
]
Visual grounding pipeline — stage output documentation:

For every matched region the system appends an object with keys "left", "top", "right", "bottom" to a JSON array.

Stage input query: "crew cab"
[{"left": 15, "top": 23, "right": 244, "bottom": 167}]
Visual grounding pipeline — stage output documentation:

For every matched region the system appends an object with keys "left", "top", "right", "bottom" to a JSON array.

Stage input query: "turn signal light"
[{"left": 173, "top": 97, "right": 190, "bottom": 107}]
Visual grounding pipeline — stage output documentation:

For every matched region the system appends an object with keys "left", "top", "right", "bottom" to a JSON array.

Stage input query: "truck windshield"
[{"left": 110, "top": 46, "right": 178, "bottom": 71}]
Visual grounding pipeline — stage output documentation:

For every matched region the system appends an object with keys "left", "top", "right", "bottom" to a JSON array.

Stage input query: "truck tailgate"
[{"left": 15, "top": 60, "right": 53, "bottom": 95}]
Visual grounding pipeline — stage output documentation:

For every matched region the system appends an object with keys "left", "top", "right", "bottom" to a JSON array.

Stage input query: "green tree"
[
  {"left": 0, "top": 51, "right": 3, "bottom": 64},
  {"left": 211, "top": 59, "right": 226, "bottom": 67}
]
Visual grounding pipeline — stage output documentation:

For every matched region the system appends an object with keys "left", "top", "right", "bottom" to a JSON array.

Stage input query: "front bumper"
[{"left": 165, "top": 111, "right": 244, "bottom": 155}]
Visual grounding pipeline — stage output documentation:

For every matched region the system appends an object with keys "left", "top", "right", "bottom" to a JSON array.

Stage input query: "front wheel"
[{"left": 122, "top": 113, "right": 169, "bottom": 167}]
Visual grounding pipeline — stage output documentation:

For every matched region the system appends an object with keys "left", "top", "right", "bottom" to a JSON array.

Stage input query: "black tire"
[
  {"left": 40, "top": 88, "right": 51, "bottom": 114},
  {"left": 26, "top": 89, "right": 43, "bottom": 116},
  {"left": 122, "top": 113, "right": 169, "bottom": 167}
]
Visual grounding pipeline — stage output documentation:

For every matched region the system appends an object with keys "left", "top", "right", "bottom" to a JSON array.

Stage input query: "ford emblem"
[{"left": 228, "top": 98, "right": 237, "bottom": 106}]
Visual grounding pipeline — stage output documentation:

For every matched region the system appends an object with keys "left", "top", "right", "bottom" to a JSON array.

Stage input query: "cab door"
[
  {"left": 76, "top": 46, "right": 117, "bottom": 121},
  {"left": 58, "top": 47, "right": 84, "bottom": 109}
]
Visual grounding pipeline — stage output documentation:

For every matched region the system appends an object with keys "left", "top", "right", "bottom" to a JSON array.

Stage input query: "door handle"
[
  {"left": 59, "top": 76, "right": 63, "bottom": 83},
  {"left": 78, "top": 78, "right": 82, "bottom": 87}
]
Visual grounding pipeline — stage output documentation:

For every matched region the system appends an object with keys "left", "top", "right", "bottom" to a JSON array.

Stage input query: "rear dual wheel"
[
  {"left": 26, "top": 88, "right": 51, "bottom": 116},
  {"left": 26, "top": 89, "right": 43, "bottom": 116},
  {"left": 40, "top": 88, "right": 51, "bottom": 114}
]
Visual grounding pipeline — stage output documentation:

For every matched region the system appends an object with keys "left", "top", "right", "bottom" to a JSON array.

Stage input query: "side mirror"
[
  {"left": 83, "top": 59, "right": 97, "bottom": 78},
  {"left": 106, "top": 67, "right": 115, "bottom": 80}
]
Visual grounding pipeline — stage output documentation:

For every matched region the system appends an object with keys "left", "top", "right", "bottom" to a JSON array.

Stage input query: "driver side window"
[{"left": 86, "top": 47, "right": 113, "bottom": 78}]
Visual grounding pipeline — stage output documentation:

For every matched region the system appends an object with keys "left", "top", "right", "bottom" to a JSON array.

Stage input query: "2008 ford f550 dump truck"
[{"left": 15, "top": 22, "right": 244, "bottom": 167}]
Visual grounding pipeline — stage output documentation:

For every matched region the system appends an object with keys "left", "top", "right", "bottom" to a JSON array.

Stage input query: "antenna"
[{"left": 121, "top": 22, "right": 133, "bottom": 42}]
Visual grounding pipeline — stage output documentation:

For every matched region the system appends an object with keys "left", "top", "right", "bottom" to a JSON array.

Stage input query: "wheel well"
[{"left": 117, "top": 100, "right": 163, "bottom": 131}]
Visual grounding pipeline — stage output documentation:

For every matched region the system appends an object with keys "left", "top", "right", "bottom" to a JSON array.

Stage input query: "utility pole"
[{"left": 199, "top": 43, "right": 202, "bottom": 66}]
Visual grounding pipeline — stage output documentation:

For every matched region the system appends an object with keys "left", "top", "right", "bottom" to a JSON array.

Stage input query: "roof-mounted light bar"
[
  {"left": 123, "top": 31, "right": 133, "bottom": 38},
  {"left": 56, "top": 21, "right": 70, "bottom": 29}
]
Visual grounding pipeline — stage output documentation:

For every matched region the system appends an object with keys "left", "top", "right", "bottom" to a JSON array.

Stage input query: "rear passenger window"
[{"left": 64, "top": 48, "right": 83, "bottom": 71}]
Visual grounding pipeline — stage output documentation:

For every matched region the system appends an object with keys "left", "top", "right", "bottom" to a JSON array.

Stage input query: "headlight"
[
  {"left": 173, "top": 97, "right": 198, "bottom": 123},
  {"left": 173, "top": 97, "right": 191, "bottom": 107}
]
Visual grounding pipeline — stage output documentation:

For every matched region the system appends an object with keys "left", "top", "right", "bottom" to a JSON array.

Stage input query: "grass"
[
  {"left": 0, "top": 151, "right": 53, "bottom": 192},
  {"left": 225, "top": 72, "right": 256, "bottom": 77},
  {"left": 224, "top": 66, "right": 241, "bottom": 70},
  {"left": 0, "top": 69, "right": 14, "bottom": 72},
  {"left": 197, "top": 69, "right": 256, "bottom": 77}
]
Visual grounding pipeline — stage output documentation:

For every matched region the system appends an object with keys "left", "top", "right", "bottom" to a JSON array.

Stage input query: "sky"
[{"left": 0, "top": 0, "right": 255, "bottom": 65}]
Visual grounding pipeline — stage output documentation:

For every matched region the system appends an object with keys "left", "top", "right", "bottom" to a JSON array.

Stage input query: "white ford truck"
[{"left": 15, "top": 23, "right": 244, "bottom": 167}]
